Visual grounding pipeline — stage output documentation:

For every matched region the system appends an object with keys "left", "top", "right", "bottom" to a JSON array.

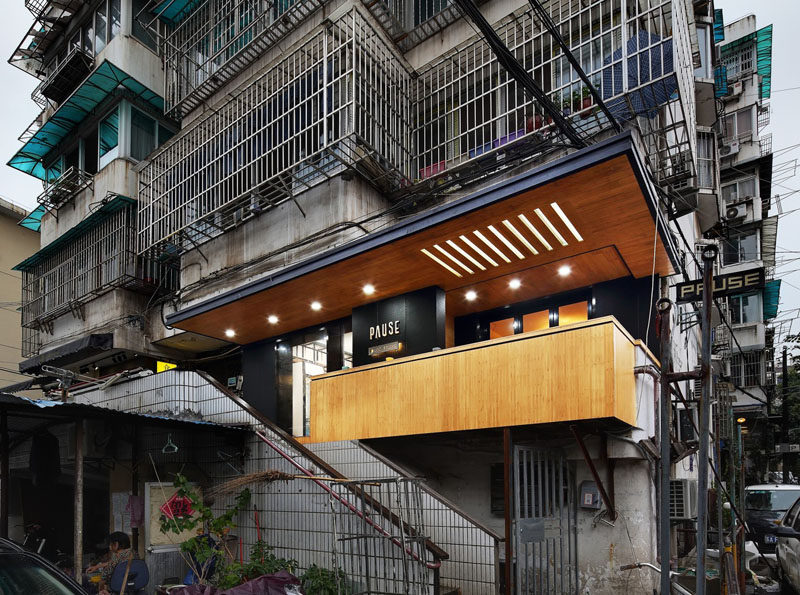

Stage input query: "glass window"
[
  {"left": 490, "top": 318, "right": 515, "bottom": 339},
  {"left": 745, "top": 489, "right": 800, "bottom": 513},
  {"left": 132, "top": 0, "right": 158, "bottom": 51},
  {"left": 110, "top": 0, "right": 121, "bottom": 40},
  {"left": 737, "top": 109, "right": 752, "bottom": 137},
  {"left": 69, "top": 31, "right": 81, "bottom": 52},
  {"left": 723, "top": 232, "right": 758, "bottom": 265},
  {"left": 722, "top": 178, "right": 757, "bottom": 203},
  {"left": 95, "top": 2, "right": 107, "bottom": 54},
  {"left": 558, "top": 301, "right": 588, "bottom": 326},
  {"left": 522, "top": 310, "right": 550, "bottom": 332},
  {"left": 82, "top": 19, "right": 93, "bottom": 55},
  {"left": 131, "top": 107, "right": 157, "bottom": 160},
  {"left": 99, "top": 107, "right": 119, "bottom": 158},
  {"left": 290, "top": 333, "right": 327, "bottom": 436},
  {"left": 729, "top": 294, "right": 761, "bottom": 325}
]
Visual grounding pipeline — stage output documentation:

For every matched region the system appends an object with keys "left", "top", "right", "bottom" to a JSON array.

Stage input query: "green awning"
[
  {"left": 713, "top": 9, "right": 725, "bottom": 43},
  {"left": 13, "top": 195, "right": 135, "bottom": 271},
  {"left": 8, "top": 60, "right": 164, "bottom": 180},
  {"left": 153, "top": 0, "right": 204, "bottom": 25},
  {"left": 720, "top": 25, "right": 773, "bottom": 99},
  {"left": 18, "top": 204, "right": 46, "bottom": 232},
  {"left": 763, "top": 279, "right": 781, "bottom": 320}
]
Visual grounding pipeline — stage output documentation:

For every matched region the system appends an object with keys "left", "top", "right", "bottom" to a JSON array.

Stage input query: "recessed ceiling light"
[
  {"left": 225, "top": 329, "right": 236, "bottom": 338},
  {"left": 363, "top": 284, "right": 375, "bottom": 295},
  {"left": 558, "top": 265, "right": 572, "bottom": 277},
  {"left": 509, "top": 278, "right": 522, "bottom": 289},
  {"left": 267, "top": 315, "right": 279, "bottom": 324},
  {"left": 311, "top": 301, "right": 322, "bottom": 311},
  {"left": 465, "top": 290, "right": 477, "bottom": 301}
]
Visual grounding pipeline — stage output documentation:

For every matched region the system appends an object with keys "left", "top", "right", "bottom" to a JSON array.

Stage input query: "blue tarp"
[
  {"left": 602, "top": 30, "right": 677, "bottom": 120},
  {"left": 8, "top": 60, "right": 164, "bottom": 180}
]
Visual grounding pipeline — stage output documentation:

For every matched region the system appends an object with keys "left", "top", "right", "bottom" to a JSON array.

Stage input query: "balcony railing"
[
  {"left": 37, "top": 46, "right": 94, "bottom": 106},
  {"left": 19, "top": 198, "right": 177, "bottom": 346},
  {"left": 163, "top": 0, "right": 325, "bottom": 116},
  {"left": 139, "top": 7, "right": 412, "bottom": 256},
  {"left": 37, "top": 166, "right": 94, "bottom": 209},
  {"left": 309, "top": 317, "right": 646, "bottom": 442}
]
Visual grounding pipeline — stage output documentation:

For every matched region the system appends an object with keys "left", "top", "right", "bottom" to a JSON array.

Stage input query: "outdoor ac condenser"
[{"left": 670, "top": 479, "right": 699, "bottom": 520}]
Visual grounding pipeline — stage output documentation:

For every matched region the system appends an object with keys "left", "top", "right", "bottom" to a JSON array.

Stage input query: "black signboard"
[
  {"left": 352, "top": 286, "right": 445, "bottom": 367},
  {"left": 674, "top": 267, "right": 765, "bottom": 304}
]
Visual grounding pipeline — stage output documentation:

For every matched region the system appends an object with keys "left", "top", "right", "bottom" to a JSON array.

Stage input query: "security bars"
[{"left": 139, "top": 7, "right": 413, "bottom": 256}]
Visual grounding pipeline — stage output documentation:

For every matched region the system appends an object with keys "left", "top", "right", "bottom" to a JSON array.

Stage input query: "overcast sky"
[{"left": 0, "top": 0, "right": 797, "bottom": 341}]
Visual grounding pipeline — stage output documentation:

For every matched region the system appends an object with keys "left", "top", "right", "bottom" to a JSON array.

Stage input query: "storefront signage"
[
  {"left": 674, "top": 267, "right": 764, "bottom": 304},
  {"left": 352, "top": 286, "right": 445, "bottom": 367}
]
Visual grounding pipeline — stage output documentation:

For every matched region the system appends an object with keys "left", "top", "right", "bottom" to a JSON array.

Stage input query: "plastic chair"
[{"left": 108, "top": 558, "right": 149, "bottom": 595}]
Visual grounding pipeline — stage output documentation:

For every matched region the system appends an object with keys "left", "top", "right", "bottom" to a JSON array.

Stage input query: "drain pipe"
[{"left": 254, "top": 430, "right": 442, "bottom": 570}]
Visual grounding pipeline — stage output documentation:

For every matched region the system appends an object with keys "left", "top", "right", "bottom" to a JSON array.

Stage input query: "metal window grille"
[
  {"left": 696, "top": 131, "right": 716, "bottom": 189},
  {"left": 140, "top": 0, "right": 696, "bottom": 258},
  {"left": 19, "top": 202, "right": 177, "bottom": 356},
  {"left": 362, "top": 0, "right": 463, "bottom": 52},
  {"left": 162, "top": 0, "right": 326, "bottom": 116},
  {"left": 729, "top": 351, "right": 763, "bottom": 388},
  {"left": 721, "top": 44, "right": 754, "bottom": 79},
  {"left": 37, "top": 166, "right": 93, "bottom": 210},
  {"left": 139, "top": 8, "right": 412, "bottom": 256},
  {"left": 760, "top": 132, "right": 772, "bottom": 156}
]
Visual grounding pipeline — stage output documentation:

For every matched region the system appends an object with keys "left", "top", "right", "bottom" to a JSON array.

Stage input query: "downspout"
[{"left": 254, "top": 430, "right": 442, "bottom": 570}]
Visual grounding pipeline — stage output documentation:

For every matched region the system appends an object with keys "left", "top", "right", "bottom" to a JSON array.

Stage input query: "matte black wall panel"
[
  {"left": 592, "top": 275, "right": 660, "bottom": 357},
  {"left": 241, "top": 341, "right": 278, "bottom": 421}
]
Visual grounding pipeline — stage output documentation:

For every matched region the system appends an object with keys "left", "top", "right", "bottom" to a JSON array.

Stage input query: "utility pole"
[
  {"left": 696, "top": 243, "right": 717, "bottom": 595},
  {"left": 657, "top": 298, "right": 673, "bottom": 595},
  {"left": 783, "top": 346, "right": 790, "bottom": 483}
]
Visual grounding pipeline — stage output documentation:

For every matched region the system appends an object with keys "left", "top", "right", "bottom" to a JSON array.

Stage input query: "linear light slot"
[
  {"left": 434, "top": 244, "right": 474, "bottom": 274},
  {"left": 518, "top": 214, "right": 553, "bottom": 251},
  {"left": 459, "top": 234, "right": 499, "bottom": 267},
  {"left": 502, "top": 219, "right": 539, "bottom": 255},
  {"left": 551, "top": 202, "right": 583, "bottom": 242},
  {"left": 473, "top": 230, "right": 511, "bottom": 264},
  {"left": 488, "top": 225, "right": 525, "bottom": 260},
  {"left": 446, "top": 239, "right": 486, "bottom": 271},
  {"left": 535, "top": 208, "right": 567, "bottom": 246},
  {"left": 421, "top": 248, "right": 463, "bottom": 277}
]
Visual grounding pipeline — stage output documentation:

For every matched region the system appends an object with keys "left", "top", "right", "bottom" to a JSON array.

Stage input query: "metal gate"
[{"left": 513, "top": 447, "right": 577, "bottom": 594}]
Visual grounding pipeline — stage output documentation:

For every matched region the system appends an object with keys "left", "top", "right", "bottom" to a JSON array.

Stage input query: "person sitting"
[{"left": 85, "top": 532, "right": 136, "bottom": 595}]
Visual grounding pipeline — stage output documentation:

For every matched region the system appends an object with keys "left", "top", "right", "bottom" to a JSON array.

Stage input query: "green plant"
[
  {"left": 215, "top": 540, "right": 298, "bottom": 589},
  {"left": 301, "top": 564, "right": 350, "bottom": 595},
  {"left": 158, "top": 474, "right": 251, "bottom": 584}
]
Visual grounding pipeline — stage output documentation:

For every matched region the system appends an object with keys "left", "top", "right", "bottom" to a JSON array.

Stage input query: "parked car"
[
  {"left": 745, "top": 484, "right": 800, "bottom": 553},
  {"left": 0, "top": 536, "right": 87, "bottom": 594},
  {"left": 776, "top": 495, "right": 800, "bottom": 593}
]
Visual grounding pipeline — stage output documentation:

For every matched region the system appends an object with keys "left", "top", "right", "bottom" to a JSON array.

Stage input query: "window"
[
  {"left": 131, "top": 107, "right": 157, "bottom": 160},
  {"left": 133, "top": 0, "right": 158, "bottom": 51},
  {"left": 721, "top": 177, "right": 757, "bottom": 203},
  {"left": 558, "top": 301, "right": 588, "bottom": 326},
  {"left": 694, "top": 25, "right": 712, "bottom": 79},
  {"left": 723, "top": 108, "right": 754, "bottom": 141},
  {"left": 110, "top": 0, "right": 121, "bottom": 39},
  {"left": 99, "top": 107, "right": 119, "bottom": 166},
  {"left": 728, "top": 293, "right": 761, "bottom": 325},
  {"left": 722, "top": 44, "right": 755, "bottom": 79},
  {"left": 522, "top": 310, "right": 550, "bottom": 332},
  {"left": 490, "top": 318, "right": 516, "bottom": 339},
  {"left": 723, "top": 232, "right": 759, "bottom": 265},
  {"left": 82, "top": 19, "right": 93, "bottom": 55},
  {"left": 730, "top": 351, "right": 762, "bottom": 387},
  {"left": 697, "top": 133, "right": 715, "bottom": 189},
  {"left": 95, "top": 2, "right": 108, "bottom": 54}
]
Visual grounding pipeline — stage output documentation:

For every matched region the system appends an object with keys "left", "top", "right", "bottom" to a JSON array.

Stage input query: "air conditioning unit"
[
  {"left": 670, "top": 479, "right": 699, "bottom": 520},
  {"left": 719, "top": 140, "right": 740, "bottom": 157},
  {"left": 730, "top": 81, "right": 744, "bottom": 96},
  {"left": 726, "top": 203, "right": 748, "bottom": 220}
]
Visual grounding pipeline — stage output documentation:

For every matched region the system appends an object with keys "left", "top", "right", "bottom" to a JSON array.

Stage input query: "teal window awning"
[
  {"left": 721, "top": 25, "right": 773, "bottom": 99},
  {"left": 18, "top": 204, "right": 46, "bottom": 232},
  {"left": 713, "top": 9, "right": 725, "bottom": 43},
  {"left": 13, "top": 195, "right": 135, "bottom": 271},
  {"left": 153, "top": 0, "right": 204, "bottom": 25},
  {"left": 763, "top": 279, "right": 781, "bottom": 320},
  {"left": 8, "top": 60, "right": 164, "bottom": 180}
]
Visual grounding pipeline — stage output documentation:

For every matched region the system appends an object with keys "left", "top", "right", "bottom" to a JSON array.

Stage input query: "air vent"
[{"left": 670, "top": 479, "right": 698, "bottom": 520}]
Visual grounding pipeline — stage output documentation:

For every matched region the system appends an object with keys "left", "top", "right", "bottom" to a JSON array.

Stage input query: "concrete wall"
[{"left": 0, "top": 200, "right": 40, "bottom": 386}]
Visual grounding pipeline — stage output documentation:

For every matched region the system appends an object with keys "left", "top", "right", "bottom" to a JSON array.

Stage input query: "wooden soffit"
[{"left": 168, "top": 133, "right": 675, "bottom": 344}]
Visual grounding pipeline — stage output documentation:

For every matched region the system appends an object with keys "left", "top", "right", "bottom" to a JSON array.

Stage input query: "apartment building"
[
  {"left": 3, "top": 0, "right": 754, "bottom": 592},
  {"left": 713, "top": 16, "right": 778, "bottom": 421}
]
